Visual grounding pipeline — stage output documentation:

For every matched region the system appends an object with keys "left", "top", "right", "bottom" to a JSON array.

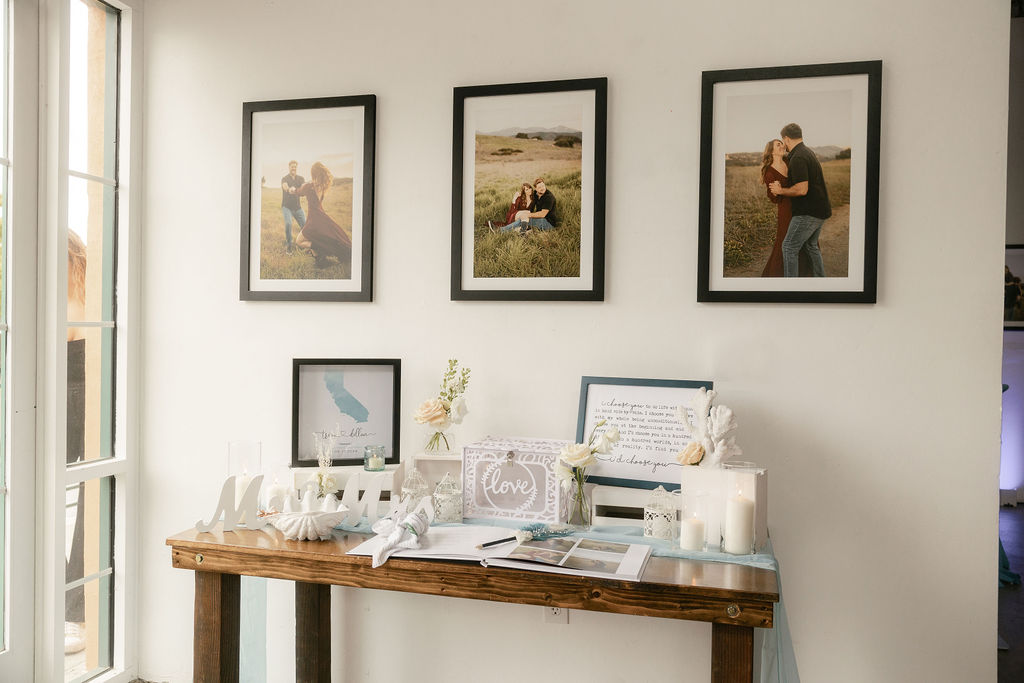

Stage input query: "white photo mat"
[{"left": 576, "top": 377, "right": 713, "bottom": 490}]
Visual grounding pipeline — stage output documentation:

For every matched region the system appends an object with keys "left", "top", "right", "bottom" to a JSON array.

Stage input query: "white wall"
[{"left": 138, "top": 2, "right": 1009, "bottom": 682}]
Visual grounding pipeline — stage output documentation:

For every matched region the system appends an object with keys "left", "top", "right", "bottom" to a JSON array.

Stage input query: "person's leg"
[
  {"left": 528, "top": 218, "right": 555, "bottom": 231},
  {"left": 294, "top": 207, "right": 306, "bottom": 229},
  {"left": 66, "top": 482, "right": 85, "bottom": 624},
  {"left": 781, "top": 215, "right": 817, "bottom": 277},
  {"left": 281, "top": 207, "right": 294, "bottom": 248},
  {"left": 799, "top": 219, "right": 826, "bottom": 277},
  {"left": 499, "top": 220, "right": 522, "bottom": 233}
]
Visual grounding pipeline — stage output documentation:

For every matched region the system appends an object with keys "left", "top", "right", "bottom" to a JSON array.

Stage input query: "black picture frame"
[
  {"left": 240, "top": 95, "right": 376, "bottom": 302},
  {"left": 291, "top": 358, "right": 400, "bottom": 467},
  {"left": 575, "top": 376, "right": 714, "bottom": 490},
  {"left": 451, "top": 77, "right": 607, "bottom": 301},
  {"left": 1007, "top": 245, "right": 1024, "bottom": 330},
  {"left": 697, "top": 61, "right": 882, "bottom": 303}
]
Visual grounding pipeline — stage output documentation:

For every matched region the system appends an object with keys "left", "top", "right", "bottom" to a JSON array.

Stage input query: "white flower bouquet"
[{"left": 413, "top": 359, "right": 471, "bottom": 452}]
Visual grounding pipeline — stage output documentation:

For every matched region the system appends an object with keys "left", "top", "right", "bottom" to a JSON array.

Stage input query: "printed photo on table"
[
  {"left": 451, "top": 78, "right": 607, "bottom": 301},
  {"left": 697, "top": 61, "right": 881, "bottom": 303},
  {"left": 240, "top": 95, "right": 375, "bottom": 301}
]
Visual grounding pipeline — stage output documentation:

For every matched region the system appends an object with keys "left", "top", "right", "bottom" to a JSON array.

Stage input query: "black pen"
[{"left": 476, "top": 535, "right": 517, "bottom": 549}]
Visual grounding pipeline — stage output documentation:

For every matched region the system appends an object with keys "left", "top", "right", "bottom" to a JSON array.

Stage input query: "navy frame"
[{"left": 575, "top": 376, "right": 714, "bottom": 490}]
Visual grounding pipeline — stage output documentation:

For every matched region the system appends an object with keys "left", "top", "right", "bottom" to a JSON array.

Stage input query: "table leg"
[
  {"left": 711, "top": 622, "right": 754, "bottom": 683},
  {"left": 193, "top": 571, "right": 240, "bottom": 683},
  {"left": 295, "top": 581, "right": 331, "bottom": 683}
]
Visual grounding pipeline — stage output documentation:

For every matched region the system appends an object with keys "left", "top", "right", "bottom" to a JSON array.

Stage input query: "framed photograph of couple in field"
[
  {"left": 697, "top": 61, "right": 881, "bottom": 303},
  {"left": 291, "top": 358, "right": 401, "bottom": 468},
  {"left": 451, "top": 78, "right": 607, "bottom": 301},
  {"left": 240, "top": 95, "right": 375, "bottom": 302}
]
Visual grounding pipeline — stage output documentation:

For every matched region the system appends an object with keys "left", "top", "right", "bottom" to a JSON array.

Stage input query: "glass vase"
[
  {"left": 566, "top": 481, "right": 592, "bottom": 530},
  {"left": 424, "top": 427, "right": 456, "bottom": 454}
]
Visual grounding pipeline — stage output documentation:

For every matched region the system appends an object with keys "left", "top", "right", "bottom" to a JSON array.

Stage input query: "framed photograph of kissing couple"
[
  {"left": 450, "top": 77, "right": 608, "bottom": 301},
  {"left": 697, "top": 61, "right": 882, "bottom": 304},
  {"left": 240, "top": 95, "right": 376, "bottom": 302}
]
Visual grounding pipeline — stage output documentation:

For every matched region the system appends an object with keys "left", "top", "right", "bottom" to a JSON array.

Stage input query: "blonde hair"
[
  {"left": 311, "top": 162, "right": 333, "bottom": 198},
  {"left": 68, "top": 230, "right": 86, "bottom": 305}
]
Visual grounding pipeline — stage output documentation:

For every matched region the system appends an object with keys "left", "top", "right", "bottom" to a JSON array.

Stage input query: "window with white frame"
[{"left": 46, "top": 0, "right": 139, "bottom": 680}]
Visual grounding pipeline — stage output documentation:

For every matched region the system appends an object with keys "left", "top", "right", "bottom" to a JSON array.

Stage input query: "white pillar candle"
[
  {"left": 263, "top": 478, "right": 291, "bottom": 511},
  {"left": 234, "top": 471, "right": 251, "bottom": 508},
  {"left": 680, "top": 517, "right": 706, "bottom": 551},
  {"left": 368, "top": 454, "right": 384, "bottom": 470},
  {"left": 723, "top": 494, "right": 755, "bottom": 554}
]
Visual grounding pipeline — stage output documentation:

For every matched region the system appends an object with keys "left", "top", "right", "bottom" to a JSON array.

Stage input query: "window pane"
[
  {"left": 1, "top": 164, "right": 7, "bottom": 318},
  {"left": 67, "top": 177, "right": 114, "bottom": 323},
  {"left": 67, "top": 328, "right": 114, "bottom": 465},
  {"left": 68, "top": 0, "right": 118, "bottom": 180},
  {"left": 0, "top": 329, "right": 5, "bottom": 649},
  {"left": 63, "top": 574, "right": 112, "bottom": 682},
  {"left": 64, "top": 476, "right": 113, "bottom": 680}
]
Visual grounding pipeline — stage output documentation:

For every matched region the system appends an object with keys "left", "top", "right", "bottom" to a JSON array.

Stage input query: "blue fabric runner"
[{"left": 336, "top": 517, "right": 799, "bottom": 682}]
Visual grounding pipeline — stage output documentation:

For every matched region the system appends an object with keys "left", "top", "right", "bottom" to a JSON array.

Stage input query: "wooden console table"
[{"left": 167, "top": 525, "right": 778, "bottom": 683}]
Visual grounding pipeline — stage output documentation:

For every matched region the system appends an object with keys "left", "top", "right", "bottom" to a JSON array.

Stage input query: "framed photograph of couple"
[
  {"left": 451, "top": 77, "right": 607, "bottom": 301},
  {"left": 291, "top": 358, "right": 401, "bottom": 468},
  {"left": 697, "top": 61, "right": 882, "bottom": 303},
  {"left": 240, "top": 95, "right": 376, "bottom": 302}
]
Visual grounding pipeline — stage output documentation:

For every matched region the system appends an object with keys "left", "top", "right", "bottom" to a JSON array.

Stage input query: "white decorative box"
[{"left": 462, "top": 437, "right": 570, "bottom": 524}]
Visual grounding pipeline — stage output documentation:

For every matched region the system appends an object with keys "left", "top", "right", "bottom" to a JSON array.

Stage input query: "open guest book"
[{"left": 347, "top": 526, "right": 652, "bottom": 582}]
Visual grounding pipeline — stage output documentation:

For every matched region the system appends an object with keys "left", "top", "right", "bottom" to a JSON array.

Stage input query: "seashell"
[{"left": 269, "top": 493, "right": 349, "bottom": 541}]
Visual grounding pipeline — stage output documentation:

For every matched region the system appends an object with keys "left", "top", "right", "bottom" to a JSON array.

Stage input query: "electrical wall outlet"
[{"left": 544, "top": 606, "right": 569, "bottom": 624}]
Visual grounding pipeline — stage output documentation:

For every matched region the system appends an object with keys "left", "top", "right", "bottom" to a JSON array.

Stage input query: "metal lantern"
[
  {"left": 432, "top": 472, "right": 463, "bottom": 524},
  {"left": 400, "top": 467, "right": 429, "bottom": 511},
  {"left": 643, "top": 485, "right": 677, "bottom": 540}
]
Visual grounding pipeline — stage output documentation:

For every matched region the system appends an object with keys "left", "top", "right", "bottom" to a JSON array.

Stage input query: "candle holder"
[
  {"left": 643, "top": 485, "right": 677, "bottom": 540},
  {"left": 400, "top": 467, "right": 430, "bottom": 511},
  {"left": 432, "top": 472, "right": 463, "bottom": 523},
  {"left": 679, "top": 490, "right": 709, "bottom": 551},
  {"left": 227, "top": 441, "right": 262, "bottom": 508},
  {"left": 363, "top": 445, "right": 386, "bottom": 472},
  {"left": 721, "top": 461, "right": 763, "bottom": 555}
]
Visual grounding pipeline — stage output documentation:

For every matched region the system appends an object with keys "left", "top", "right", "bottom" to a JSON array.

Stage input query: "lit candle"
[
  {"left": 680, "top": 517, "right": 706, "bottom": 551},
  {"left": 234, "top": 470, "right": 251, "bottom": 508},
  {"left": 723, "top": 492, "right": 755, "bottom": 554},
  {"left": 262, "top": 475, "right": 291, "bottom": 511},
  {"left": 368, "top": 453, "right": 384, "bottom": 470}
]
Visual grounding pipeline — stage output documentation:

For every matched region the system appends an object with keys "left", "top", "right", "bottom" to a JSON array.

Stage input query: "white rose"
[
  {"left": 604, "top": 426, "right": 620, "bottom": 444},
  {"left": 449, "top": 396, "right": 468, "bottom": 424},
  {"left": 594, "top": 433, "right": 614, "bottom": 455},
  {"left": 556, "top": 463, "right": 574, "bottom": 491},
  {"left": 414, "top": 398, "right": 451, "bottom": 429},
  {"left": 560, "top": 442, "right": 596, "bottom": 469}
]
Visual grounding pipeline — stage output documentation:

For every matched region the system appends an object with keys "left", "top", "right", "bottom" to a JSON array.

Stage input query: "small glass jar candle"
[
  {"left": 432, "top": 472, "right": 463, "bottom": 523},
  {"left": 363, "top": 445, "right": 386, "bottom": 471},
  {"left": 643, "top": 485, "right": 677, "bottom": 540}
]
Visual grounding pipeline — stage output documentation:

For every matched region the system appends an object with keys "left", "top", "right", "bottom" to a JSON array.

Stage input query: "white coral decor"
[{"left": 676, "top": 387, "right": 742, "bottom": 467}]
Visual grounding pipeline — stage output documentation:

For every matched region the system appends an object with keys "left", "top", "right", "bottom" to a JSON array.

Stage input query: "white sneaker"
[{"left": 64, "top": 621, "right": 86, "bottom": 655}]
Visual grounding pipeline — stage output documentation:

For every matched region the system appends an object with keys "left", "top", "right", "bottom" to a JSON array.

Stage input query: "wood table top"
[{"left": 168, "top": 525, "right": 779, "bottom": 628}]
